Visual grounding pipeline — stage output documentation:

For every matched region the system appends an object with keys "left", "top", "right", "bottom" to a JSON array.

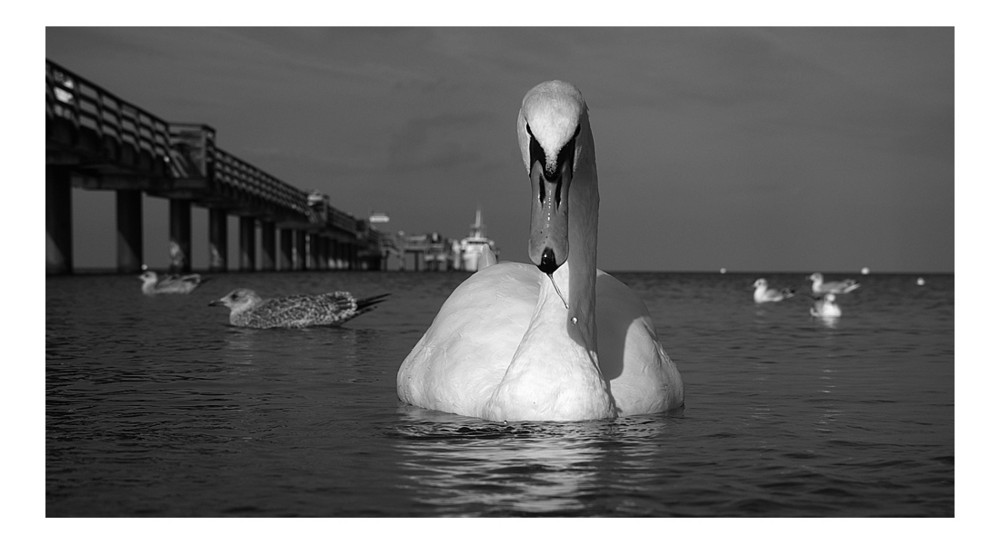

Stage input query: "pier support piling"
[
  {"left": 322, "top": 237, "right": 332, "bottom": 270},
  {"left": 208, "top": 208, "right": 227, "bottom": 272},
  {"left": 239, "top": 216, "right": 256, "bottom": 271},
  {"left": 307, "top": 233, "right": 319, "bottom": 270},
  {"left": 46, "top": 166, "right": 74, "bottom": 275},
  {"left": 115, "top": 189, "right": 143, "bottom": 273},
  {"left": 169, "top": 199, "right": 192, "bottom": 273},
  {"left": 294, "top": 230, "right": 307, "bottom": 271},
  {"left": 261, "top": 221, "right": 276, "bottom": 271},
  {"left": 279, "top": 228, "right": 293, "bottom": 271}
]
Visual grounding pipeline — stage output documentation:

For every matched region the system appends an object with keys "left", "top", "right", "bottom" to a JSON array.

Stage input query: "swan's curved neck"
[
  {"left": 483, "top": 111, "right": 612, "bottom": 421},
  {"left": 560, "top": 120, "right": 599, "bottom": 351}
]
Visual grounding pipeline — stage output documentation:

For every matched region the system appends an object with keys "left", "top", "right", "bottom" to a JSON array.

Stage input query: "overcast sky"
[{"left": 45, "top": 26, "right": 953, "bottom": 272}]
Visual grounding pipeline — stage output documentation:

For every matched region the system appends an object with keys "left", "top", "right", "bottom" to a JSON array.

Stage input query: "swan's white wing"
[
  {"left": 595, "top": 271, "right": 684, "bottom": 414},
  {"left": 397, "top": 262, "right": 539, "bottom": 417}
]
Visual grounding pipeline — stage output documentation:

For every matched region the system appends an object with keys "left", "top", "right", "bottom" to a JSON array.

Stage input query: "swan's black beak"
[{"left": 527, "top": 138, "right": 574, "bottom": 274}]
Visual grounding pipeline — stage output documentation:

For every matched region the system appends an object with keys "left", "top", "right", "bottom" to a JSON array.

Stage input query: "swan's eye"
[
  {"left": 528, "top": 127, "right": 546, "bottom": 175},
  {"left": 555, "top": 130, "right": 577, "bottom": 179}
]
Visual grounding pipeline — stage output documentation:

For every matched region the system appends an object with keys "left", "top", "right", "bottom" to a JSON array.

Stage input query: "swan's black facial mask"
[{"left": 526, "top": 123, "right": 579, "bottom": 275}]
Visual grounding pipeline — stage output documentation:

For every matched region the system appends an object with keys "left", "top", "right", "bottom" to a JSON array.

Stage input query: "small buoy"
[
  {"left": 861, "top": 267, "right": 870, "bottom": 275},
  {"left": 917, "top": 277, "right": 926, "bottom": 286},
  {"left": 720, "top": 268, "right": 727, "bottom": 274}
]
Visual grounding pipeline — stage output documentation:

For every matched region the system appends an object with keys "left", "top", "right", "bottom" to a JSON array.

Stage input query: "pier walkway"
[{"left": 46, "top": 59, "right": 386, "bottom": 274}]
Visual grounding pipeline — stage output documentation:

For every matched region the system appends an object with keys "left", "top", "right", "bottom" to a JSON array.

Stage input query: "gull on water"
[
  {"left": 809, "top": 272, "right": 860, "bottom": 295},
  {"left": 752, "top": 278, "right": 795, "bottom": 303},
  {"left": 810, "top": 293, "right": 842, "bottom": 318},
  {"left": 139, "top": 270, "right": 208, "bottom": 296},
  {"left": 210, "top": 289, "right": 389, "bottom": 329}
]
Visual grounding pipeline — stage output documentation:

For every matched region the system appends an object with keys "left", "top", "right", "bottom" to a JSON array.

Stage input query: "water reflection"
[
  {"left": 813, "top": 315, "right": 840, "bottom": 329},
  {"left": 218, "top": 326, "right": 364, "bottom": 366},
  {"left": 220, "top": 328, "right": 266, "bottom": 365},
  {"left": 391, "top": 407, "right": 677, "bottom": 516}
]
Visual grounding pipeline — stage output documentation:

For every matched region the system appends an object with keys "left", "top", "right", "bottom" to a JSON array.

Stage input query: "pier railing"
[
  {"left": 213, "top": 147, "right": 309, "bottom": 219},
  {"left": 46, "top": 60, "right": 172, "bottom": 177}
]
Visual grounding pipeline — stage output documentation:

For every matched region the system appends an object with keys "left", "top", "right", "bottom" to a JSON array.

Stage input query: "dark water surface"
[{"left": 46, "top": 271, "right": 953, "bottom": 516}]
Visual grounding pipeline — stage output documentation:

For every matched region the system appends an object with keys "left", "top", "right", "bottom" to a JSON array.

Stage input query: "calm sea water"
[{"left": 46, "top": 270, "right": 953, "bottom": 517}]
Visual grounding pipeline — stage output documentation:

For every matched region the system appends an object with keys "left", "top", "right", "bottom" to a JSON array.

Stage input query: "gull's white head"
[
  {"left": 517, "top": 80, "right": 594, "bottom": 274},
  {"left": 753, "top": 278, "right": 768, "bottom": 289},
  {"left": 210, "top": 288, "right": 263, "bottom": 313}
]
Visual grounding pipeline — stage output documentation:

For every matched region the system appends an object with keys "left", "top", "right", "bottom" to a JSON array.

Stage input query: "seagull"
[
  {"left": 139, "top": 270, "right": 208, "bottom": 295},
  {"left": 753, "top": 278, "right": 795, "bottom": 303},
  {"left": 210, "top": 289, "right": 389, "bottom": 329},
  {"left": 810, "top": 293, "right": 842, "bottom": 318},
  {"left": 396, "top": 80, "right": 684, "bottom": 422},
  {"left": 809, "top": 272, "right": 860, "bottom": 295}
]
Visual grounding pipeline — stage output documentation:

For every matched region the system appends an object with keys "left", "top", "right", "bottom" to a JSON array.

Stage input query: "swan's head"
[
  {"left": 209, "top": 288, "right": 263, "bottom": 313},
  {"left": 753, "top": 278, "right": 767, "bottom": 288},
  {"left": 517, "top": 80, "right": 591, "bottom": 275},
  {"left": 809, "top": 273, "right": 823, "bottom": 282}
]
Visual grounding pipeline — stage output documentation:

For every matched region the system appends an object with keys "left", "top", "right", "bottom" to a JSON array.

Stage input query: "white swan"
[
  {"left": 396, "top": 80, "right": 684, "bottom": 422},
  {"left": 809, "top": 272, "right": 859, "bottom": 295},
  {"left": 752, "top": 278, "right": 795, "bottom": 303},
  {"left": 810, "top": 293, "right": 842, "bottom": 318}
]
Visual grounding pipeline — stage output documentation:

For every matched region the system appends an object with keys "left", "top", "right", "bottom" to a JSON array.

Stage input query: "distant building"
[{"left": 453, "top": 207, "right": 498, "bottom": 272}]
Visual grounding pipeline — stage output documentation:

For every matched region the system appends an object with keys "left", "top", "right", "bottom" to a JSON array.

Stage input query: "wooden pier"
[{"left": 45, "top": 59, "right": 387, "bottom": 275}]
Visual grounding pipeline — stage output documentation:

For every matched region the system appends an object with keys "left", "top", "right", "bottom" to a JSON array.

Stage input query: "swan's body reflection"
[{"left": 392, "top": 406, "right": 682, "bottom": 515}]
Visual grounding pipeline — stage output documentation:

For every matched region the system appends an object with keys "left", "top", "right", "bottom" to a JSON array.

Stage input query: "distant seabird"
[
  {"left": 752, "top": 278, "right": 795, "bottom": 303},
  {"left": 210, "top": 289, "right": 389, "bottom": 329},
  {"left": 139, "top": 270, "right": 208, "bottom": 295},
  {"left": 809, "top": 272, "right": 860, "bottom": 295},
  {"left": 810, "top": 293, "right": 842, "bottom": 318}
]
